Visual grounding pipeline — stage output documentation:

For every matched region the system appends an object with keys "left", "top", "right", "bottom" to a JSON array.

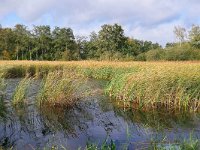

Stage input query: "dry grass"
[
  {"left": 37, "top": 70, "right": 84, "bottom": 107},
  {"left": 12, "top": 77, "right": 32, "bottom": 105},
  {"left": 0, "top": 60, "right": 199, "bottom": 111}
]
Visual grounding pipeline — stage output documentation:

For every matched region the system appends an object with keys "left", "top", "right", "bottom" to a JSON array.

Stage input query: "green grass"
[
  {"left": 85, "top": 140, "right": 116, "bottom": 150},
  {"left": 37, "top": 70, "right": 84, "bottom": 107},
  {"left": 12, "top": 77, "right": 32, "bottom": 105},
  {"left": 150, "top": 135, "right": 199, "bottom": 150},
  {"left": 0, "top": 73, "right": 6, "bottom": 96},
  {"left": 106, "top": 66, "right": 200, "bottom": 112},
  {"left": 0, "top": 61, "right": 199, "bottom": 111}
]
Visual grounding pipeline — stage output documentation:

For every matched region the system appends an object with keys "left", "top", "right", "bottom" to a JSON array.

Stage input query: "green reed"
[
  {"left": 37, "top": 71, "right": 83, "bottom": 107},
  {"left": 12, "top": 77, "right": 32, "bottom": 105}
]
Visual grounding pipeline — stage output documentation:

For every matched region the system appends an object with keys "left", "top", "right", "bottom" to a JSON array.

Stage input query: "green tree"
[
  {"left": 33, "top": 25, "right": 52, "bottom": 60},
  {"left": 0, "top": 27, "right": 16, "bottom": 58},
  {"left": 52, "top": 27, "right": 77, "bottom": 60},
  {"left": 85, "top": 32, "right": 99, "bottom": 59},
  {"left": 174, "top": 26, "right": 186, "bottom": 46},
  {"left": 13, "top": 24, "right": 31, "bottom": 60},
  {"left": 189, "top": 25, "right": 200, "bottom": 49},
  {"left": 98, "top": 24, "right": 127, "bottom": 53}
]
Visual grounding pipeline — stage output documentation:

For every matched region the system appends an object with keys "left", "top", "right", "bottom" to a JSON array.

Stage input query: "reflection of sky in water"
[{"left": 0, "top": 79, "right": 199, "bottom": 149}]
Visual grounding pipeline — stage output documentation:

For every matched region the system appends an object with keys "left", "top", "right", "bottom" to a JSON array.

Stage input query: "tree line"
[{"left": 0, "top": 23, "right": 199, "bottom": 61}]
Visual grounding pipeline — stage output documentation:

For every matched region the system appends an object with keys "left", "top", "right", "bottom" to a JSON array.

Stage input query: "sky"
[{"left": 0, "top": 0, "right": 200, "bottom": 46}]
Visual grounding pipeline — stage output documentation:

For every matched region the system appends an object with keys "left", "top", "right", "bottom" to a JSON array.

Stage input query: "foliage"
[
  {"left": 189, "top": 25, "right": 200, "bottom": 49},
  {"left": 0, "top": 23, "right": 200, "bottom": 61},
  {"left": 145, "top": 49, "right": 165, "bottom": 61},
  {"left": 0, "top": 23, "right": 161, "bottom": 61}
]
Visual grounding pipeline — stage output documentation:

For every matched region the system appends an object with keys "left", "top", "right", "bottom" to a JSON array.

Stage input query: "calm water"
[{"left": 0, "top": 79, "right": 199, "bottom": 149}]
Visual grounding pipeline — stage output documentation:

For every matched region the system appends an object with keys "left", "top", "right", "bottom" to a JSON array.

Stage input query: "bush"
[
  {"left": 135, "top": 53, "right": 146, "bottom": 61},
  {"left": 145, "top": 49, "right": 165, "bottom": 61}
]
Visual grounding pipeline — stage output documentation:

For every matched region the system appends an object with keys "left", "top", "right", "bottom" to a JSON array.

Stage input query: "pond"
[{"left": 0, "top": 79, "right": 199, "bottom": 149}]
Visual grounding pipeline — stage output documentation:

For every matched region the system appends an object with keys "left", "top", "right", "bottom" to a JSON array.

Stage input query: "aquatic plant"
[
  {"left": 0, "top": 60, "right": 142, "bottom": 79},
  {"left": 37, "top": 70, "right": 83, "bottom": 107},
  {"left": 85, "top": 139, "right": 116, "bottom": 150},
  {"left": 150, "top": 134, "right": 199, "bottom": 150},
  {"left": 107, "top": 65, "right": 200, "bottom": 112},
  {"left": 0, "top": 60, "right": 199, "bottom": 111},
  {"left": 0, "top": 73, "right": 6, "bottom": 96},
  {"left": 12, "top": 77, "right": 32, "bottom": 105}
]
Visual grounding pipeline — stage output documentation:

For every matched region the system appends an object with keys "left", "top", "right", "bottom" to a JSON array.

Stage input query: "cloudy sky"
[{"left": 0, "top": 0, "right": 200, "bottom": 45}]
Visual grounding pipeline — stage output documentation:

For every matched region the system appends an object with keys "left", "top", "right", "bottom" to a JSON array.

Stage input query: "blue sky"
[{"left": 1, "top": 0, "right": 200, "bottom": 45}]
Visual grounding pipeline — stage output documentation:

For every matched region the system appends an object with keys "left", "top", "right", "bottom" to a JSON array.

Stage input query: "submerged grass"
[
  {"left": 150, "top": 134, "right": 199, "bottom": 150},
  {"left": 12, "top": 77, "right": 32, "bottom": 105},
  {"left": 82, "top": 135, "right": 199, "bottom": 150}
]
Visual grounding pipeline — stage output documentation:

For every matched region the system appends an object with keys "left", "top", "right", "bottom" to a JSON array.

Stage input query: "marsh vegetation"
[{"left": 0, "top": 60, "right": 199, "bottom": 149}]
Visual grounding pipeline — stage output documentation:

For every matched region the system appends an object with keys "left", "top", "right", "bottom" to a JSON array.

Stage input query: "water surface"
[{"left": 0, "top": 79, "right": 199, "bottom": 149}]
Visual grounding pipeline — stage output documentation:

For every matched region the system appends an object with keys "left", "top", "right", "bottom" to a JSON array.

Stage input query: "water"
[{"left": 0, "top": 79, "right": 199, "bottom": 149}]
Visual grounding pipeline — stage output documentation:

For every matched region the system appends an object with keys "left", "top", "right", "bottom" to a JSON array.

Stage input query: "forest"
[{"left": 0, "top": 23, "right": 199, "bottom": 61}]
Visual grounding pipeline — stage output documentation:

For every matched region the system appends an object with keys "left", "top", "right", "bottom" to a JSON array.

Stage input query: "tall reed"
[
  {"left": 107, "top": 66, "right": 200, "bottom": 111},
  {"left": 0, "top": 73, "right": 6, "bottom": 96},
  {"left": 37, "top": 70, "right": 83, "bottom": 107},
  {"left": 0, "top": 60, "right": 199, "bottom": 111},
  {"left": 12, "top": 77, "right": 32, "bottom": 105}
]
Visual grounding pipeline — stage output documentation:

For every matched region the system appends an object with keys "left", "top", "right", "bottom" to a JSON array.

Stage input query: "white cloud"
[{"left": 0, "top": 0, "right": 200, "bottom": 45}]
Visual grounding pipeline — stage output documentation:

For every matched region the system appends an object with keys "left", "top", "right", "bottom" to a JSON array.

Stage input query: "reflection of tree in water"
[
  {"left": 0, "top": 79, "right": 119, "bottom": 149},
  {"left": 0, "top": 98, "right": 6, "bottom": 121},
  {"left": 0, "top": 97, "right": 16, "bottom": 148},
  {"left": 0, "top": 99, "right": 95, "bottom": 149}
]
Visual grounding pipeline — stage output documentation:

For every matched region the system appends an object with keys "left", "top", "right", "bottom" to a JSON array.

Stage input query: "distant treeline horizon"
[{"left": 0, "top": 23, "right": 199, "bottom": 61}]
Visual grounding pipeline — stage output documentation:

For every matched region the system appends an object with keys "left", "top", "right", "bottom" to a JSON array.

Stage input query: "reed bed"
[
  {"left": 107, "top": 65, "right": 200, "bottom": 111},
  {"left": 37, "top": 70, "right": 83, "bottom": 107},
  {"left": 0, "top": 60, "right": 142, "bottom": 79},
  {"left": 0, "top": 60, "right": 199, "bottom": 111},
  {"left": 0, "top": 73, "right": 6, "bottom": 96},
  {"left": 12, "top": 77, "right": 32, "bottom": 105}
]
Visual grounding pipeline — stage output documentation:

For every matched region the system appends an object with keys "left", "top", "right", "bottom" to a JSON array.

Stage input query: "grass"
[
  {"left": 150, "top": 134, "right": 199, "bottom": 150},
  {"left": 0, "top": 73, "right": 6, "bottom": 96},
  {"left": 0, "top": 60, "right": 199, "bottom": 111},
  {"left": 107, "top": 65, "right": 200, "bottom": 112},
  {"left": 12, "top": 77, "right": 32, "bottom": 105},
  {"left": 84, "top": 134, "right": 199, "bottom": 150},
  {"left": 85, "top": 140, "right": 116, "bottom": 150},
  {"left": 37, "top": 70, "right": 83, "bottom": 107}
]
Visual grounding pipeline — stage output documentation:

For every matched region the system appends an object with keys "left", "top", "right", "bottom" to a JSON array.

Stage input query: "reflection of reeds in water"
[
  {"left": 113, "top": 102, "right": 199, "bottom": 130},
  {"left": 0, "top": 99, "right": 6, "bottom": 120},
  {"left": 39, "top": 104, "right": 91, "bottom": 136},
  {"left": 39, "top": 106, "right": 76, "bottom": 135},
  {"left": 37, "top": 71, "right": 84, "bottom": 108}
]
